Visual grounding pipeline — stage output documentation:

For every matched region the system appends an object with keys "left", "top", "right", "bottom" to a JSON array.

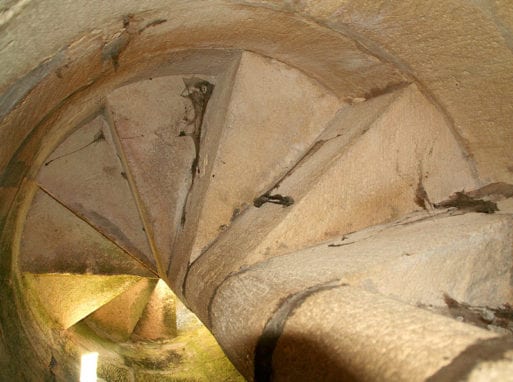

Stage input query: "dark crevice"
[
  {"left": 178, "top": 78, "right": 214, "bottom": 227},
  {"left": 254, "top": 280, "right": 343, "bottom": 382}
]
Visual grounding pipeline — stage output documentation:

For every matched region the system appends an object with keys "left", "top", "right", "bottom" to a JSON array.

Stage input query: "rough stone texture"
[
  {"left": 189, "top": 51, "right": 341, "bottom": 261},
  {"left": 0, "top": 1, "right": 407, "bottom": 176},
  {"left": 272, "top": 286, "right": 497, "bottom": 382},
  {"left": 1, "top": 2, "right": 513, "bottom": 379},
  {"left": 37, "top": 115, "right": 155, "bottom": 269},
  {"left": 186, "top": 84, "right": 478, "bottom": 320},
  {"left": 22, "top": 273, "right": 143, "bottom": 329},
  {"left": 167, "top": 52, "right": 242, "bottom": 294},
  {"left": 253, "top": 84, "right": 478, "bottom": 258},
  {"left": 132, "top": 280, "right": 178, "bottom": 340},
  {"left": 208, "top": 211, "right": 513, "bottom": 378},
  {"left": 106, "top": 75, "right": 204, "bottom": 274},
  {"left": 19, "top": 189, "right": 155, "bottom": 277},
  {"left": 84, "top": 278, "right": 158, "bottom": 342}
]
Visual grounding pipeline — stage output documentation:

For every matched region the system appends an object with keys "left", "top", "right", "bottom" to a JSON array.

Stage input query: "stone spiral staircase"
[{"left": 7, "top": 48, "right": 513, "bottom": 381}]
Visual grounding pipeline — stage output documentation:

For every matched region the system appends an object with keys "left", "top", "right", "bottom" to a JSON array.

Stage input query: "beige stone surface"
[
  {"left": 107, "top": 75, "right": 206, "bottom": 274},
  {"left": 185, "top": 84, "right": 478, "bottom": 320},
  {"left": 254, "top": 84, "right": 478, "bottom": 259},
  {"left": 190, "top": 51, "right": 341, "bottom": 261},
  {"left": 85, "top": 278, "right": 157, "bottom": 342},
  {"left": 167, "top": 52, "right": 242, "bottom": 294},
  {"left": 0, "top": 1, "right": 406, "bottom": 175},
  {"left": 132, "top": 280, "right": 177, "bottom": 340},
  {"left": 1, "top": 1, "right": 513, "bottom": 379},
  {"left": 208, "top": 211, "right": 513, "bottom": 377},
  {"left": 22, "top": 273, "right": 143, "bottom": 329},
  {"left": 37, "top": 115, "right": 155, "bottom": 269},
  {"left": 272, "top": 286, "right": 497, "bottom": 382},
  {"left": 19, "top": 189, "right": 155, "bottom": 277}
]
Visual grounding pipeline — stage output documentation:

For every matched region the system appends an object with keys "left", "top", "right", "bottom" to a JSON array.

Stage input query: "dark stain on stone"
[
  {"left": 363, "top": 81, "right": 409, "bottom": 100},
  {"left": 414, "top": 177, "right": 432, "bottom": 210},
  {"left": 434, "top": 191, "right": 498, "bottom": 213},
  {"left": 327, "top": 242, "right": 354, "bottom": 248},
  {"left": 102, "top": 31, "right": 130, "bottom": 71},
  {"left": 443, "top": 294, "right": 513, "bottom": 333},
  {"left": 426, "top": 337, "right": 513, "bottom": 382},
  {"left": 254, "top": 281, "right": 342, "bottom": 382},
  {"left": 44, "top": 129, "right": 105, "bottom": 166},
  {"left": 254, "top": 193, "right": 294, "bottom": 208},
  {"left": 138, "top": 19, "right": 167, "bottom": 34},
  {"left": 0, "top": 160, "right": 27, "bottom": 187},
  {"left": 179, "top": 78, "right": 215, "bottom": 227}
]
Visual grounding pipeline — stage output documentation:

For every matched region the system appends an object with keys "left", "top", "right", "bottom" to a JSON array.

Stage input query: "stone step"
[
  {"left": 206, "top": 211, "right": 513, "bottom": 378},
  {"left": 22, "top": 273, "right": 145, "bottom": 329},
  {"left": 166, "top": 53, "right": 243, "bottom": 293},
  {"left": 251, "top": 83, "right": 479, "bottom": 260},
  {"left": 185, "top": 84, "right": 479, "bottom": 317},
  {"left": 106, "top": 53, "right": 242, "bottom": 280},
  {"left": 131, "top": 280, "right": 178, "bottom": 341},
  {"left": 19, "top": 189, "right": 155, "bottom": 277},
  {"left": 83, "top": 278, "right": 158, "bottom": 342},
  {"left": 188, "top": 51, "right": 341, "bottom": 264},
  {"left": 36, "top": 114, "right": 155, "bottom": 269}
]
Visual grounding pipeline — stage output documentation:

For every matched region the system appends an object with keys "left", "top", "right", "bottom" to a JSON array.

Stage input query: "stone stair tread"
[
  {"left": 185, "top": 84, "right": 479, "bottom": 321},
  {"left": 131, "top": 280, "right": 178, "bottom": 341},
  {"left": 208, "top": 211, "right": 513, "bottom": 376},
  {"left": 188, "top": 51, "right": 342, "bottom": 262},
  {"left": 36, "top": 114, "right": 155, "bottom": 269},
  {"left": 106, "top": 74, "right": 217, "bottom": 276},
  {"left": 255, "top": 84, "right": 479, "bottom": 260},
  {"left": 22, "top": 273, "right": 145, "bottom": 329},
  {"left": 19, "top": 189, "right": 155, "bottom": 277},
  {"left": 83, "top": 278, "right": 158, "bottom": 342}
]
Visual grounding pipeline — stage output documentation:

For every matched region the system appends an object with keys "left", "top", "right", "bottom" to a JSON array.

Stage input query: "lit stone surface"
[
  {"left": 272, "top": 286, "right": 497, "bottom": 382},
  {"left": 185, "top": 84, "right": 478, "bottom": 321},
  {"left": 132, "top": 280, "right": 178, "bottom": 340},
  {"left": 37, "top": 115, "right": 154, "bottom": 269},
  {"left": 20, "top": 189, "right": 155, "bottom": 277},
  {"left": 107, "top": 75, "right": 201, "bottom": 274},
  {"left": 22, "top": 273, "right": 143, "bottom": 329},
  {"left": 84, "top": 278, "right": 158, "bottom": 342},
  {"left": 1, "top": 2, "right": 513, "bottom": 378},
  {"left": 208, "top": 211, "right": 513, "bottom": 378},
  {"left": 189, "top": 51, "right": 341, "bottom": 261}
]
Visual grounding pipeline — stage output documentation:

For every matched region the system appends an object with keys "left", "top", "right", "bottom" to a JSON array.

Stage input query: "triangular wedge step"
[
  {"left": 83, "top": 278, "right": 158, "bottom": 342},
  {"left": 37, "top": 115, "right": 155, "bottom": 269},
  {"left": 185, "top": 84, "right": 480, "bottom": 319},
  {"left": 131, "top": 280, "right": 177, "bottom": 341},
  {"left": 248, "top": 83, "right": 480, "bottom": 259},
  {"left": 22, "top": 273, "right": 144, "bottom": 329},
  {"left": 19, "top": 189, "right": 155, "bottom": 277},
  {"left": 188, "top": 51, "right": 342, "bottom": 262},
  {"left": 105, "top": 69, "right": 235, "bottom": 276}
]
